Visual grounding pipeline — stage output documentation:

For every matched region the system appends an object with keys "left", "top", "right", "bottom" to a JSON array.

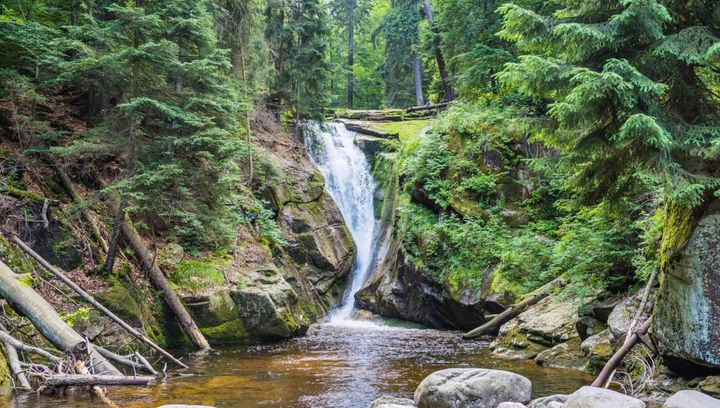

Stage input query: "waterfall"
[{"left": 304, "top": 122, "right": 378, "bottom": 322}]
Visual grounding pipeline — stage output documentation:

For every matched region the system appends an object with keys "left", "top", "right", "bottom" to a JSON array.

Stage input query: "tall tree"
[
  {"left": 420, "top": 0, "right": 454, "bottom": 101},
  {"left": 265, "top": 0, "right": 331, "bottom": 120},
  {"left": 55, "top": 1, "right": 242, "bottom": 256},
  {"left": 383, "top": 0, "right": 424, "bottom": 107}
]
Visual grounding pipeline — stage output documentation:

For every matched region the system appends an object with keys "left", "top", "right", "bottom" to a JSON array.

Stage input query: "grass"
[{"left": 171, "top": 259, "right": 227, "bottom": 291}]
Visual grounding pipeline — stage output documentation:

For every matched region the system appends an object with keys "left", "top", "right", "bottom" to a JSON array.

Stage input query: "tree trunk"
[
  {"left": 463, "top": 277, "right": 566, "bottom": 339},
  {"left": 414, "top": 52, "right": 424, "bottom": 106},
  {"left": 104, "top": 197, "right": 127, "bottom": 273},
  {"left": 347, "top": 0, "right": 355, "bottom": 109},
  {"left": 0, "top": 259, "right": 121, "bottom": 375},
  {"left": 591, "top": 317, "right": 653, "bottom": 388},
  {"left": 12, "top": 235, "right": 187, "bottom": 368},
  {"left": 108, "top": 198, "right": 209, "bottom": 350},
  {"left": 422, "top": 0, "right": 455, "bottom": 101},
  {"left": 2, "top": 339, "right": 31, "bottom": 390},
  {"left": 45, "top": 372, "right": 152, "bottom": 387}
]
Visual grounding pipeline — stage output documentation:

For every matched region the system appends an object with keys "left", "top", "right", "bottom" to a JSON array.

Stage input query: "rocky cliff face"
[{"left": 179, "top": 112, "right": 356, "bottom": 344}]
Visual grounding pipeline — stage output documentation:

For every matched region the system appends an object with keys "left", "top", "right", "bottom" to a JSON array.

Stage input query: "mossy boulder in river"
[{"left": 654, "top": 203, "right": 720, "bottom": 372}]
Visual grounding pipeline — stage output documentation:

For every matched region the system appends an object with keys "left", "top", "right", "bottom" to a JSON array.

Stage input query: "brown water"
[{"left": 6, "top": 322, "right": 593, "bottom": 408}]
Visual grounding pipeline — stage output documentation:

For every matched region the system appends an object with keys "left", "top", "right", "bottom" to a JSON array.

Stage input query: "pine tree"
[
  {"left": 497, "top": 0, "right": 720, "bottom": 208},
  {"left": 265, "top": 0, "right": 331, "bottom": 120},
  {"left": 382, "top": 0, "right": 424, "bottom": 107},
  {"left": 55, "top": 1, "right": 242, "bottom": 260}
]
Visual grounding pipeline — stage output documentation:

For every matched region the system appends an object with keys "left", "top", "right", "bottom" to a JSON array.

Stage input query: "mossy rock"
[{"left": 200, "top": 319, "right": 249, "bottom": 343}]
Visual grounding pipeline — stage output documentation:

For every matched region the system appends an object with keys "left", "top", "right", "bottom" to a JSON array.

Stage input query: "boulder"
[
  {"left": 606, "top": 289, "right": 651, "bottom": 341},
  {"left": 497, "top": 403, "right": 527, "bottom": 408},
  {"left": 590, "top": 297, "right": 621, "bottom": 323},
  {"left": 535, "top": 337, "right": 592, "bottom": 373},
  {"left": 575, "top": 316, "right": 605, "bottom": 341},
  {"left": 700, "top": 376, "right": 720, "bottom": 397},
  {"left": 493, "top": 295, "right": 588, "bottom": 360},
  {"left": 528, "top": 394, "right": 567, "bottom": 408},
  {"left": 580, "top": 330, "right": 615, "bottom": 369},
  {"left": 663, "top": 390, "right": 720, "bottom": 408},
  {"left": 654, "top": 210, "right": 720, "bottom": 371},
  {"left": 368, "top": 396, "right": 416, "bottom": 408},
  {"left": 414, "top": 368, "right": 531, "bottom": 408},
  {"left": 563, "top": 386, "right": 645, "bottom": 408}
]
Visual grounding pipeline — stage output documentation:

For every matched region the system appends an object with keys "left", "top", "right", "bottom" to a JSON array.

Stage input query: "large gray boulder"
[
  {"left": 413, "top": 368, "right": 531, "bottom": 408},
  {"left": 563, "top": 386, "right": 645, "bottom": 408},
  {"left": 497, "top": 403, "right": 527, "bottom": 408},
  {"left": 528, "top": 394, "right": 568, "bottom": 408},
  {"left": 663, "top": 390, "right": 720, "bottom": 408},
  {"left": 653, "top": 210, "right": 720, "bottom": 370},
  {"left": 606, "top": 289, "right": 651, "bottom": 341},
  {"left": 369, "top": 396, "right": 416, "bottom": 408}
]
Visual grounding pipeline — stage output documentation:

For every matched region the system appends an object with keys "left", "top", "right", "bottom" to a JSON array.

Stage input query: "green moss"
[
  {"left": 376, "top": 119, "right": 431, "bottom": 142},
  {"left": 171, "top": 258, "right": 227, "bottom": 291},
  {"left": 659, "top": 199, "right": 698, "bottom": 269},
  {"left": 200, "top": 319, "right": 248, "bottom": 343}
]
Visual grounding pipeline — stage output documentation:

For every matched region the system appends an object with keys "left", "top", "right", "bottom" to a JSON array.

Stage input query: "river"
[{"left": 5, "top": 123, "right": 594, "bottom": 407}]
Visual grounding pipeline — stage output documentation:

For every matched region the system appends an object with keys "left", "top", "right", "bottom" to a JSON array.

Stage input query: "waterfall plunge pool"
[{"left": 5, "top": 123, "right": 594, "bottom": 407}]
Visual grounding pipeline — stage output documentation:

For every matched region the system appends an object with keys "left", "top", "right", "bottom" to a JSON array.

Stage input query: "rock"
[
  {"left": 492, "top": 295, "right": 590, "bottom": 360},
  {"left": 157, "top": 405, "right": 216, "bottom": 408},
  {"left": 497, "top": 403, "right": 527, "bottom": 408},
  {"left": 368, "top": 396, "right": 416, "bottom": 408},
  {"left": 535, "top": 337, "right": 592, "bottom": 373},
  {"left": 575, "top": 316, "right": 605, "bottom": 341},
  {"left": 591, "top": 297, "right": 620, "bottom": 323},
  {"left": 654, "top": 209, "right": 720, "bottom": 371},
  {"left": 663, "top": 390, "right": 720, "bottom": 408},
  {"left": 528, "top": 394, "right": 568, "bottom": 408},
  {"left": 606, "top": 289, "right": 651, "bottom": 341},
  {"left": 700, "top": 376, "right": 720, "bottom": 397},
  {"left": 580, "top": 330, "right": 615, "bottom": 369},
  {"left": 563, "top": 386, "right": 645, "bottom": 408},
  {"left": 414, "top": 368, "right": 532, "bottom": 408}
]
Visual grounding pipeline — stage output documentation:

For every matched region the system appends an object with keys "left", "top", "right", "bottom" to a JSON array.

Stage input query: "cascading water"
[{"left": 303, "top": 122, "right": 379, "bottom": 323}]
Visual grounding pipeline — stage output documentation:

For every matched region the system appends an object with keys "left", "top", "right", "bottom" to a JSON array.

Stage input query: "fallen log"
[
  {"left": 95, "top": 346, "right": 157, "bottom": 375},
  {"left": 0, "top": 259, "right": 120, "bottom": 375},
  {"left": 12, "top": 235, "right": 187, "bottom": 368},
  {"left": 74, "top": 361, "right": 120, "bottom": 408},
  {"left": 116, "top": 210, "right": 210, "bottom": 350},
  {"left": 405, "top": 102, "right": 449, "bottom": 113},
  {"left": 592, "top": 317, "right": 653, "bottom": 388},
  {"left": 463, "top": 277, "right": 566, "bottom": 339},
  {"left": 2, "top": 338, "right": 31, "bottom": 390},
  {"left": 0, "top": 329, "right": 61, "bottom": 363},
  {"left": 43, "top": 373, "right": 153, "bottom": 387},
  {"left": 55, "top": 165, "right": 109, "bottom": 253}
]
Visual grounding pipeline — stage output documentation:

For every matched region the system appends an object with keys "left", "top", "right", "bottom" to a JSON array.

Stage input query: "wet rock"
[
  {"left": 528, "top": 394, "right": 568, "bottom": 408},
  {"left": 575, "top": 316, "right": 605, "bottom": 341},
  {"left": 654, "top": 209, "right": 720, "bottom": 371},
  {"left": 563, "top": 386, "right": 645, "bottom": 408},
  {"left": 413, "top": 368, "right": 532, "bottom": 408},
  {"left": 663, "top": 390, "right": 720, "bottom": 408},
  {"left": 607, "top": 289, "right": 651, "bottom": 341},
  {"left": 535, "top": 337, "right": 592, "bottom": 373},
  {"left": 368, "top": 396, "right": 416, "bottom": 408}
]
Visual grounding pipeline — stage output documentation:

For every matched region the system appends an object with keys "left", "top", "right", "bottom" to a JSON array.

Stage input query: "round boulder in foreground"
[
  {"left": 414, "top": 368, "right": 532, "bottom": 408},
  {"left": 563, "top": 386, "right": 645, "bottom": 408},
  {"left": 663, "top": 390, "right": 720, "bottom": 408}
]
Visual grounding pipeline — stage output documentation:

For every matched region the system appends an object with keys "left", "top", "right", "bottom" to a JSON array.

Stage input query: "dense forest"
[{"left": 1, "top": 0, "right": 720, "bottom": 407}]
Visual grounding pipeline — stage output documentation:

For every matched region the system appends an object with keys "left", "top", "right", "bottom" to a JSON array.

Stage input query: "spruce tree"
[
  {"left": 497, "top": 0, "right": 720, "bottom": 208},
  {"left": 55, "top": 1, "right": 242, "bottom": 261}
]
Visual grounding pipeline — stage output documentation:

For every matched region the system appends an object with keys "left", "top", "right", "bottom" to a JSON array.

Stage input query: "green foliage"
[{"left": 61, "top": 307, "right": 90, "bottom": 328}]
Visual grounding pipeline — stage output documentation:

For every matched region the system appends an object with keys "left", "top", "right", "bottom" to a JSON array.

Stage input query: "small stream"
[{"left": 5, "top": 123, "right": 595, "bottom": 408}]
